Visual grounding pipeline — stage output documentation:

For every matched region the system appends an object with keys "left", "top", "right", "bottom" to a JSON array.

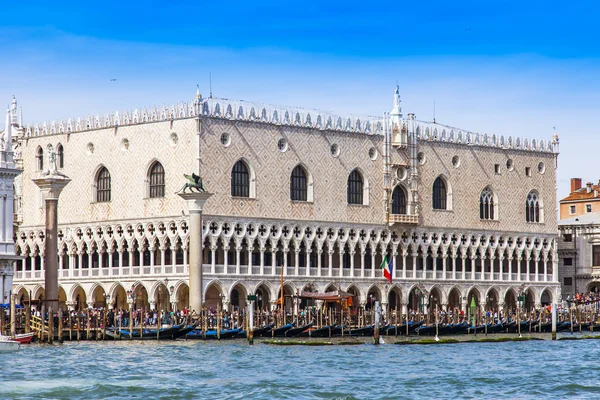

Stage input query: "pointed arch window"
[
  {"left": 36, "top": 147, "right": 43, "bottom": 171},
  {"left": 480, "top": 187, "right": 495, "bottom": 220},
  {"left": 391, "top": 185, "right": 407, "bottom": 214},
  {"left": 96, "top": 167, "right": 111, "bottom": 202},
  {"left": 56, "top": 144, "right": 64, "bottom": 169},
  {"left": 347, "top": 169, "right": 363, "bottom": 205},
  {"left": 149, "top": 161, "right": 165, "bottom": 198},
  {"left": 526, "top": 191, "right": 540, "bottom": 223},
  {"left": 231, "top": 160, "right": 250, "bottom": 198},
  {"left": 432, "top": 177, "right": 447, "bottom": 210},
  {"left": 290, "top": 165, "right": 308, "bottom": 201}
]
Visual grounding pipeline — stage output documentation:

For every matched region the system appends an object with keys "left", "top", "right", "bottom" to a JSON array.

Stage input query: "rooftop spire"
[
  {"left": 391, "top": 85, "right": 402, "bottom": 117},
  {"left": 10, "top": 96, "right": 17, "bottom": 126}
]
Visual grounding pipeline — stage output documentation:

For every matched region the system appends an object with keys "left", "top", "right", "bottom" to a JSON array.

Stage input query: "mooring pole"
[
  {"left": 374, "top": 301, "right": 381, "bottom": 345},
  {"left": 551, "top": 303, "right": 557, "bottom": 340},
  {"left": 248, "top": 302, "right": 254, "bottom": 345},
  {"left": 10, "top": 293, "right": 16, "bottom": 339}
]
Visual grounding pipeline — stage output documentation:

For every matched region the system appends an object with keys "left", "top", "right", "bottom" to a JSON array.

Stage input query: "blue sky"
[{"left": 1, "top": 1, "right": 599, "bottom": 202}]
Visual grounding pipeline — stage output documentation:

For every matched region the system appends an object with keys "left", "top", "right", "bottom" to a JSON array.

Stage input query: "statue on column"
[{"left": 177, "top": 173, "right": 206, "bottom": 193}]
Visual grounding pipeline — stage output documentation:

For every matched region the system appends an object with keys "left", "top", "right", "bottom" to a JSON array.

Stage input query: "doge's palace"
[{"left": 7, "top": 87, "right": 560, "bottom": 315}]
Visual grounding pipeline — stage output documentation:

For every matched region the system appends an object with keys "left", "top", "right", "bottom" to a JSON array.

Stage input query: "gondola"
[
  {"left": 185, "top": 328, "right": 240, "bottom": 340},
  {"left": 345, "top": 325, "right": 374, "bottom": 337},
  {"left": 285, "top": 322, "right": 314, "bottom": 337},
  {"left": 252, "top": 323, "right": 275, "bottom": 337},
  {"left": 299, "top": 325, "right": 336, "bottom": 338},
  {"left": 272, "top": 322, "right": 296, "bottom": 337},
  {"left": 173, "top": 324, "right": 198, "bottom": 339},
  {"left": 116, "top": 325, "right": 182, "bottom": 339}
]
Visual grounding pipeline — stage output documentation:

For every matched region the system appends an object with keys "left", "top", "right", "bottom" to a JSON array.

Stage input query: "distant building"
[
  {"left": 559, "top": 178, "right": 600, "bottom": 220},
  {"left": 558, "top": 212, "right": 600, "bottom": 297}
]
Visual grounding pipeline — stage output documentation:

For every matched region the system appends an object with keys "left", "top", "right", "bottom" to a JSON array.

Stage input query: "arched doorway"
[
  {"left": 112, "top": 284, "right": 127, "bottom": 310},
  {"left": 72, "top": 286, "right": 87, "bottom": 310},
  {"left": 154, "top": 282, "right": 170, "bottom": 312},
  {"left": 176, "top": 284, "right": 189, "bottom": 311},
  {"left": 540, "top": 289, "right": 552, "bottom": 306},
  {"left": 408, "top": 286, "right": 427, "bottom": 314},
  {"left": 524, "top": 288, "right": 535, "bottom": 311},
  {"left": 131, "top": 284, "right": 149, "bottom": 310},
  {"left": 504, "top": 288, "right": 517, "bottom": 311},
  {"left": 485, "top": 288, "right": 499, "bottom": 311},
  {"left": 58, "top": 287, "right": 67, "bottom": 311},
  {"left": 254, "top": 284, "right": 271, "bottom": 312},
  {"left": 428, "top": 287, "right": 442, "bottom": 313},
  {"left": 366, "top": 286, "right": 381, "bottom": 311},
  {"left": 300, "top": 283, "right": 318, "bottom": 310},
  {"left": 205, "top": 282, "right": 223, "bottom": 310},
  {"left": 230, "top": 283, "right": 248, "bottom": 312},
  {"left": 447, "top": 287, "right": 461, "bottom": 311},
  {"left": 16, "top": 287, "right": 29, "bottom": 307},
  {"left": 346, "top": 285, "right": 360, "bottom": 314},
  {"left": 588, "top": 282, "right": 600, "bottom": 294},
  {"left": 388, "top": 286, "right": 402, "bottom": 312},
  {"left": 91, "top": 285, "right": 107, "bottom": 309},
  {"left": 466, "top": 288, "right": 480, "bottom": 323},
  {"left": 282, "top": 284, "right": 294, "bottom": 314}
]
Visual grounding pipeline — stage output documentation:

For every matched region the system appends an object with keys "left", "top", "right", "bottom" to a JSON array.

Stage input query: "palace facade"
[{"left": 7, "top": 87, "right": 561, "bottom": 314}]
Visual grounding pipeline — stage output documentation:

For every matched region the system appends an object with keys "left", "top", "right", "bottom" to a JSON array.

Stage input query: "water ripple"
[{"left": 3, "top": 339, "right": 600, "bottom": 399}]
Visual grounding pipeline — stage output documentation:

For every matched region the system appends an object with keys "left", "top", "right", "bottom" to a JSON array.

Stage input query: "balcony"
[
  {"left": 388, "top": 214, "right": 419, "bottom": 225},
  {"left": 13, "top": 263, "right": 556, "bottom": 285}
]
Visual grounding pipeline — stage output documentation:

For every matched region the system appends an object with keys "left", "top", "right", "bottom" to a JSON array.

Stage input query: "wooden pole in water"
[
  {"left": 395, "top": 306, "right": 398, "bottom": 337},
  {"left": 374, "top": 301, "right": 380, "bottom": 345},
  {"left": 86, "top": 309, "right": 91, "bottom": 340},
  {"left": 10, "top": 293, "right": 16, "bottom": 339},
  {"left": 217, "top": 306, "right": 221, "bottom": 341},
  {"left": 103, "top": 310, "right": 107, "bottom": 341},
  {"left": 68, "top": 311, "right": 72, "bottom": 341},
  {"left": 40, "top": 304, "right": 45, "bottom": 342},
  {"left": 58, "top": 309, "right": 63, "bottom": 343},
  {"left": 77, "top": 311, "right": 81, "bottom": 341},
  {"left": 157, "top": 309, "right": 161, "bottom": 341},
  {"left": 25, "top": 302, "right": 31, "bottom": 333},
  {"left": 341, "top": 302, "right": 344, "bottom": 338},
  {"left": 129, "top": 307, "right": 133, "bottom": 340},
  {"left": 95, "top": 312, "right": 99, "bottom": 341},
  {"left": 569, "top": 306, "right": 573, "bottom": 334},
  {"left": 48, "top": 306, "right": 53, "bottom": 344},
  {"left": 551, "top": 303, "right": 557, "bottom": 340},
  {"left": 517, "top": 302, "right": 521, "bottom": 338},
  {"left": 248, "top": 302, "right": 254, "bottom": 345},
  {"left": 578, "top": 305, "right": 582, "bottom": 334}
]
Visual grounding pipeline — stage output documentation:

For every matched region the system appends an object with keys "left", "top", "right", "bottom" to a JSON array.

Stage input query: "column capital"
[
  {"left": 178, "top": 191, "right": 214, "bottom": 213},
  {"left": 32, "top": 175, "right": 71, "bottom": 200}
]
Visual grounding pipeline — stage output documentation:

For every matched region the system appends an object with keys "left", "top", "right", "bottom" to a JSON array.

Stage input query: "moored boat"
[
  {"left": 285, "top": 322, "right": 314, "bottom": 337},
  {"left": 0, "top": 337, "right": 20, "bottom": 352},
  {"left": 14, "top": 332, "right": 35, "bottom": 344}
]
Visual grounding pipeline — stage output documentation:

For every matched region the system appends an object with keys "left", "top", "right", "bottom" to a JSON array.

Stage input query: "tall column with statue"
[
  {"left": 33, "top": 144, "right": 70, "bottom": 312},
  {"left": 178, "top": 173, "right": 212, "bottom": 315}
]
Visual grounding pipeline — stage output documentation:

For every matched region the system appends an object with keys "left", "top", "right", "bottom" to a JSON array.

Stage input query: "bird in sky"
[{"left": 109, "top": 78, "right": 117, "bottom": 82}]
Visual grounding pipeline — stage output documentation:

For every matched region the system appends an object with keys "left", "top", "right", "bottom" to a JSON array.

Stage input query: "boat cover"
[{"left": 299, "top": 290, "right": 355, "bottom": 301}]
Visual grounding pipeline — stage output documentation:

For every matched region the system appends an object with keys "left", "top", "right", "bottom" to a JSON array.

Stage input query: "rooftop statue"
[{"left": 178, "top": 173, "right": 205, "bottom": 194}]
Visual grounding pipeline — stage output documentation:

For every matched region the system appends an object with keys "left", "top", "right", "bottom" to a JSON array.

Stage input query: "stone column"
[
  {"left": 33, "top": 172, "right": 70, "bottom": 312},
  {"left": 178, "top": 192, "right": 213, "bottom": 314}
]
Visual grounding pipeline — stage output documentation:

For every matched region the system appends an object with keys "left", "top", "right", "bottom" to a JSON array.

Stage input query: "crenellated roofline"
[{"left": 18, "top": 90, "right": 558, "bottom": 154}]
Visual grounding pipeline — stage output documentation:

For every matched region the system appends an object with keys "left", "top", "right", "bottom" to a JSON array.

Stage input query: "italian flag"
[{"left": 380, "top": 255, "right": 393, "bottom": 283}]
